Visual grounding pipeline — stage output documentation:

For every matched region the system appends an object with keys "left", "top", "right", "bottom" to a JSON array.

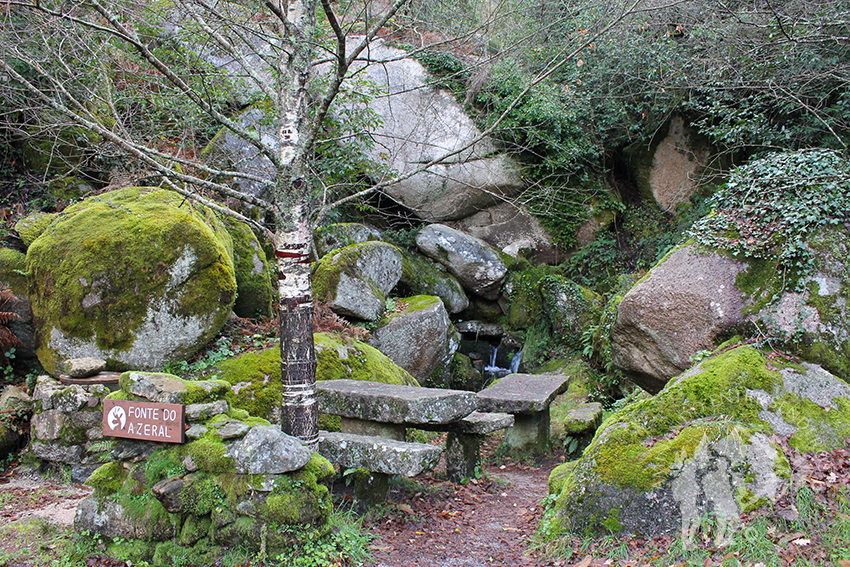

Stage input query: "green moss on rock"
[
  {"left": 185, "top": 435, "right": 235, "bottom": 473},
  {"left": 217, "top": 332, "right": 417, "bottom": 421},
  {"left": 544, "top": 346, "right": 799, "bottom": 537},
  {"left": 0, "top": 248, "right": 28, "bottom": 294},
  {"left": 222, "top": 217, "right": 272, "bottom": 318},
  {"left": 26, "top": 187, "right": 237, "bottom": 375},
  {"left": 14, "top": 213, "right": 55, "bottom": 248},
  {"left": 85, "top": 461, "right": 127, "bottom": 495}
]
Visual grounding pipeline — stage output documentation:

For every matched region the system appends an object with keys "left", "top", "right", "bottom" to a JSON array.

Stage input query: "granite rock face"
[
  {"left": 368, "top": 295, "right": 459, "bottom": 384},
  {"left": 313, "top": 241, "right": 403, "bottom": 321},
  {"left": 416, "top": 224, "right": 507, "bottom": 301}
]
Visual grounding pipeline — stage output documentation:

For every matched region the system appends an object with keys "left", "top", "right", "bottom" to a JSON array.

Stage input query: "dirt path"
[{"left": 365, "top": 457, "right": 560, "bottom": 567}]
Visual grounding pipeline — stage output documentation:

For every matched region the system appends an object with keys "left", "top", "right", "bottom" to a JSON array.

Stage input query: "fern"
[{"left": 0, "top": 287, "right": 23, "bottom": 366}]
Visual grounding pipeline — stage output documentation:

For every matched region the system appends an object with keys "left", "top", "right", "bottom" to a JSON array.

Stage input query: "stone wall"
[{"left": 28, "top": 372, "right": 335, "bottom": 563}]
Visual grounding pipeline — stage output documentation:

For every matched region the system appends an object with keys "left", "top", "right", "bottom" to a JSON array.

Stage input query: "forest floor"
[{"left": 362, "top": 439, "right": 560, "bottom": 567}]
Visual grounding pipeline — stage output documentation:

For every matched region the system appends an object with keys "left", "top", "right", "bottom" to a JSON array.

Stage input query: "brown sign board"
[{"left": 102, "top": 399, "right": 186, "bottom": 444}]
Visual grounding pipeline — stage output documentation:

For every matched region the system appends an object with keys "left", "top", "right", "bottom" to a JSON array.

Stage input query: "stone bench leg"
[
  {"left": 506, "top": 409, "right": 550, "bottom": 448},
  {"left": 445, "top": 432, "right": 482, "bottom": 483},
  {"left": 352, "top": 469, "right": 389, "bottom": 511}
]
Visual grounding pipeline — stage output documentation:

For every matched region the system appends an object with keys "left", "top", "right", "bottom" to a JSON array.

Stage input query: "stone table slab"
[
  {"left": 317, "top": 379, "right": 477, "bottom": 425},
  {"left": 476, "top": 373, "right": 571, "bottom": 413}
]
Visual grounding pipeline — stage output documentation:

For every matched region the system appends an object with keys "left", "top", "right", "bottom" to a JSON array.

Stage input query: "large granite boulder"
[
  {"left": 613, "top": 150, "right": 850, "bottom": 393},
  {"left": 416, "top": 224, "right": 508, "bottom": 300},
  {"left": 446, "top": 202, "right": 559, "bottom": 264},
  {"left": 341, "top": 39, "right": 524, "bottom": 221},
  {"left": 213, "top": 332, "right": 418, "bottom": 423},
  {"left": 313, "top": 241, "right": 403, "bottom": 321},
  {"left": 611, "top": 244, "right": 749, "bottom": 393},
  {"left": 544, "top": 346, "right": 850, "bottom": 538},
  {"left": 398, "top": 250, "right": 469, "bottom": 314},
  {"left": 368, "top": 295, "right": 460, "bottom": 385},
  {"left": 21, "top": 188, "right": 237, "bottom": 375},
  {"left": 612, "top": 233, "right": 850, "bottom": 394},
  {"left": 204, "top": 37, "right": 523, "bottom": 221}
]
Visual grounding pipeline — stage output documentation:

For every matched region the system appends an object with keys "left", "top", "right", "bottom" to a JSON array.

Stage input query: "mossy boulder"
[
  {"left": 214, "top": 332, "right": 417, "bottom": 422},
  {"left": 368, "top": 295, "right": 460, "bottom": 385},
  {"left": 221, "top": 217, "right": 272, "bottom": 318},
  {"left": 540, "top": 275, "right": 602, "bottom": 350},
  {"left": 398, "top": 250, "right": 469, "bottom": 314},
  {"left": 24, "top": 187, "right": 237, "bottom": 375},
  {"left": 612, "top": 233, "right": 850, "bottom": 393},
  {"left": 542, "top": 346, "right": 850, "bottom": 538},
  {"left": 313, "top": 241, "right": 403, "bottom": 321},
  {"left": 14, "top": 213, "right": 55, "bottom": 249}
]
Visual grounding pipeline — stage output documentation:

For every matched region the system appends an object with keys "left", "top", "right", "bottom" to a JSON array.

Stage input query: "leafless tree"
[{"left": 0, "top": 0, "right": 643, "bottom": 446}]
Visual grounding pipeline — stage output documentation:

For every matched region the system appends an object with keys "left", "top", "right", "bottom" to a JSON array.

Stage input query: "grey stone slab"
[
  {"left": 317, "top": 431, "right": 441, "bottom": 476},
  {"left": 317, "top": 379, "right": 476, "bottom": 425},
  {"left": 186, "top": 400, "right": 229, "bottom": 422},
  {"left": 216, "top": 421, "right": 251, "bottom": 440},
  {"left": 450, "top": 412, "right": 514, "bottom": 434},
  {"left": 476, "top": 373, "right": 571, "bottom": 413},
  {"left": 340, "top": 417, "right": 406, "bottom": 441}
]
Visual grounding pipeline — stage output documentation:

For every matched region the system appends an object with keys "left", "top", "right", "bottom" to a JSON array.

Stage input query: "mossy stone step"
[{"left": 317, "top": 431, "right": 441, "bottom": 477}]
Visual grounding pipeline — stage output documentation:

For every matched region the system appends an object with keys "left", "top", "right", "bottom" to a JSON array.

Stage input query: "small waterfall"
[
  {"left": 510, "top": 350, "right": 522, "bottom": 374},
  {"left": 483, "top": 344, "right": 521, "bottom": 380},
  {"left": 484, "top": 344, "right": 500, "bottom": 375}
]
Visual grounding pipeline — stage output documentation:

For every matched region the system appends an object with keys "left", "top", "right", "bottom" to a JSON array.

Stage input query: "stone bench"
[
  {"left": 476, "top": 373, "right": 571, "bottom": 448},
  {"left": 316, "top": 379, "right": 514, "bottom": 495}
]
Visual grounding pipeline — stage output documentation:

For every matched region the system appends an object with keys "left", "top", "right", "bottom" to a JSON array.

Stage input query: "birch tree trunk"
[
  {"left": 270, "top": 0, "right": 320, "bottom": 446},
  {"left": 275, "top": 203, "right": 318, "bottom": 447}
]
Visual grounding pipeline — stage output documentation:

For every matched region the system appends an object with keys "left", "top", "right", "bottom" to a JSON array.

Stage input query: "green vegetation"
[{"left": 690, "top": 150, "right": 850, "bottom": 290}]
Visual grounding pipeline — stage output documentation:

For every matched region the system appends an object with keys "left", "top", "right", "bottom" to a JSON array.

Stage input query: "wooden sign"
[{"left": 102, "top": 399, "right": 186, "bottom": 444}]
